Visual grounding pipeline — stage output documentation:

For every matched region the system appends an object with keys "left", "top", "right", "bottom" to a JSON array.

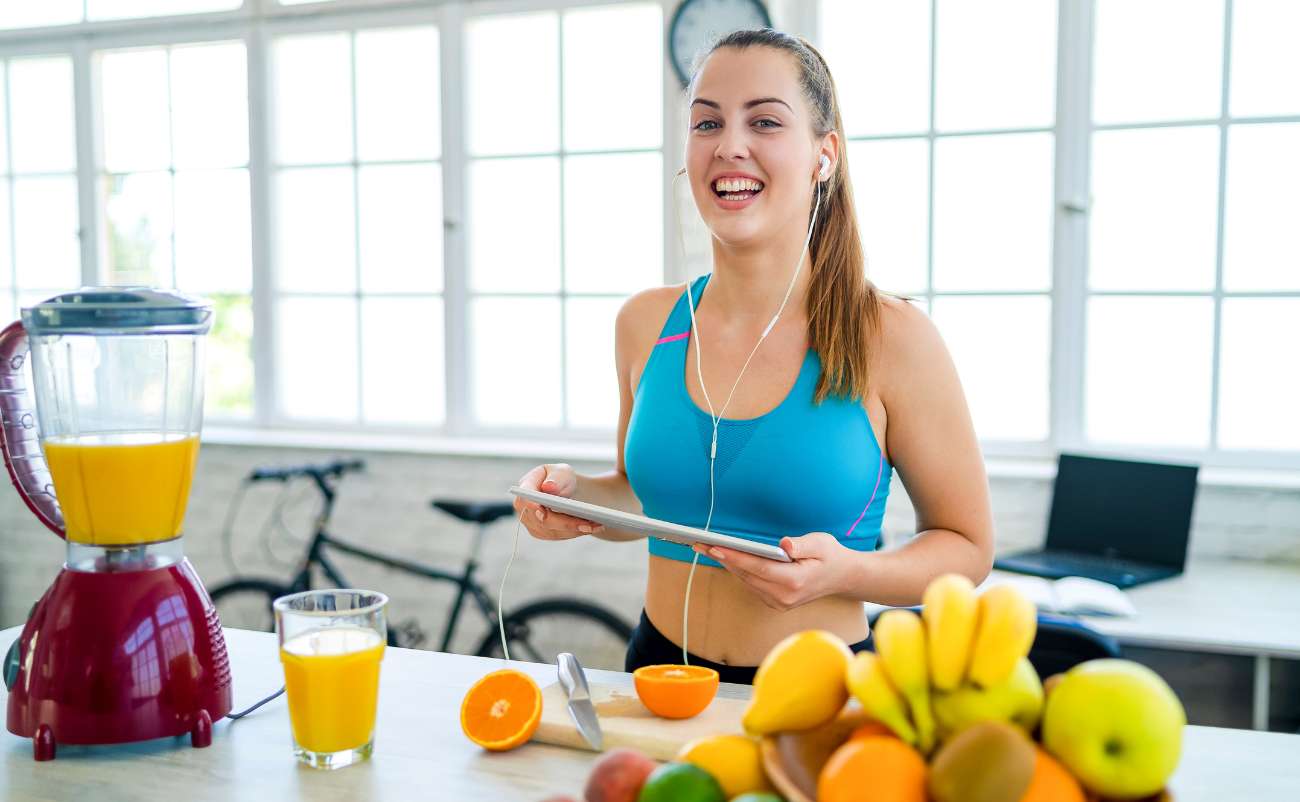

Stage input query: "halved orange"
[
  {"left": 459, "top": 669, "right": 543, "bottom": 751},
  {"left": 633, "top": 664, "right": 719, "bottom": 719}
]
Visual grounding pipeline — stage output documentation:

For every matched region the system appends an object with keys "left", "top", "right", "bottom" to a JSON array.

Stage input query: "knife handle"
[{"left": 558, "top": 652, "right": 591, "bottom": 699}]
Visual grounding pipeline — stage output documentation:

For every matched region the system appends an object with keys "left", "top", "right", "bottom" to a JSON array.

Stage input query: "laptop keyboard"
[{"left": 996, "top": 550, "right": 1177, "bottom": 587}]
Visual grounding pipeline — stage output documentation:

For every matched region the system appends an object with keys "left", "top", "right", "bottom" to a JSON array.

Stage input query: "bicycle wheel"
[
  {"left": 209, "top": 578, "right": 289, "bottom": 634},
  {"left": 475, "top": 598, "right": 634, "bottom": 673}
]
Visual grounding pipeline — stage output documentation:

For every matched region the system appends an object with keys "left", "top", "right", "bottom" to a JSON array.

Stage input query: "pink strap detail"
[
  {"left": 655, "top": 331, "right": 690, "bottom": 345},
  {"left": 845, "top": 450, "right": 886, "bottom": 540}
]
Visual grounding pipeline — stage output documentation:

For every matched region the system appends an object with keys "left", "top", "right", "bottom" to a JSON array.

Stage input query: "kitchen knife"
[{"left": 558, "top": 652, "right": 603, "bottom": 751}]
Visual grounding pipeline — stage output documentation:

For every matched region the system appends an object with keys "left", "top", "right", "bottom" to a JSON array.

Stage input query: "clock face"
[{"left": 669, "top": 0, "right": 772, "bottom": 87}]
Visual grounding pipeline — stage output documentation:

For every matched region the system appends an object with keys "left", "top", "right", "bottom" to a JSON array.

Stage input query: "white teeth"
[{"left": 713, "top": 177, "right": 763, "bottom": 193}]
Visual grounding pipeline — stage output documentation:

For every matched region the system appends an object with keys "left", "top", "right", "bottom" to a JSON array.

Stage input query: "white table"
[{"left": 3, "top": 627, "right": 1300, "bottom": 801}]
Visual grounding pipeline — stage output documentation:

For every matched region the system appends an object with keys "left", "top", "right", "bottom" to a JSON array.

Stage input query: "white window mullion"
[
  {"left": 1208, "top": 0, "right": 1235, "bottom": 452},
  {"left": 1049, "top": 0, "right": 1093, "bottom": 454},
  {"left": 247, "top": 24, "right": 276, "bottom": 427},
  {"left": 72, "top": 40, "right": 99, "bottom": 286},
  {"left": 439, "top": 4, "right": 470, "bottom": 437}
]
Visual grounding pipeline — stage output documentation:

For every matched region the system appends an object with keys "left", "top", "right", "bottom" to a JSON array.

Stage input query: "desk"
[
  {"left": 868, "top": 559, "right": 1300, "bottom": 731},
  {"left": 3, "top": 627, "right": 1300, "bottom": 801}
]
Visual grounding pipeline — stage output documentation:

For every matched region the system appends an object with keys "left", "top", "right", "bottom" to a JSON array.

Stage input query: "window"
[
  {"left": 97, "top": 41, "right": 254, "bottom": 419},
  {"left": 821, "top": 0, "right": 1057, "bottom": 443},
  {"left": 464, "top": 4, "right": 662, "bottom": 430},
  {"left": 270, "top": 25, "right": 444, "bottom": 426},
  {"left": 820, "top": 0, "right": 1300, "bottom": 466},
  {"left": 0, "top": 56, "right": 80, "bottom": 323}
]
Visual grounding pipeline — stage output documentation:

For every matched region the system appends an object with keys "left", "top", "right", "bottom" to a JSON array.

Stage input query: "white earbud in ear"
[{"left": 818, "top": 154, "right": 831, "bottom": 180}]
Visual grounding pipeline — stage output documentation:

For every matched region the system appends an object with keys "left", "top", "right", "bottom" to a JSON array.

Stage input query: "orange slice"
[
  {"left": 460, "top": 669, "right": 543, "bottom": 751},
  {"left": 633, "top": 664, "right": 720, "bottom": 719}
]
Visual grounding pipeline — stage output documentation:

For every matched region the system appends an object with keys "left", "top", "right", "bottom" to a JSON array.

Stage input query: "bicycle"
[{"left": 207, "top": 459, "right": 635, "bottom": 671}]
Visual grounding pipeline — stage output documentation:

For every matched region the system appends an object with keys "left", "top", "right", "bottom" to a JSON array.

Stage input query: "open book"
[{"left": 984, "top": 574, "right": 1138, "bottom": 618}]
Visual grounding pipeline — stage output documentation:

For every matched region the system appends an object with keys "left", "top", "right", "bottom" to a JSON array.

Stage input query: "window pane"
[
  {"left": 10, "top": 57, "right": 75, "bottom": 173},
  {"left": 1218, "top": 298, "right": 1300, "bottom": 450},
  {"left": 1089, "top": 127, "right": 1219, "bottom": 291},
  {"left": 0, "top": 291, "right": 14, "bottom": 324},
  {"left": 206, "top": 293, "right": 253, "bottom": 419},
  {"left": 467, "top": 12, "right": 559, "bottom": 156},
  {"left": 932, "top": 133, "right": 1053, "bottom": 291},
  {"left": 87, "top": 0, "right": 241, "bottom": 20},
  {"left": 0, "top": 2, "right": 81, "bottom": 29},
  {"left": 0, "top": 64, "right": 7, "bottom": 173},
  {"left": 472, "top": 296, "right": 561, "bottom": 426},
  {"left": 102, "top": 172, "right": 173, "bottom": 287},
  {"left": 0, "top": 180, "right": 10, "bottom": 282},
  {"left": 100, "top": 49, "right": 171, "bottom": 173},
  {"left": 565, "top": 296, "right": 621, "bottom": 429},
  {"left": 563, "top": 3, "right": 661, "bottom": 151},
  {"left": 1093, "top": 0, "right": 1224, "bottom": 125},
  {"left": 931, "top": 296, "right": 1050, "bottom": 441},
  {"left": 275, "top": 167, "right": 355, "bottom": 293},
  {"left": 821, "top": 0, "right": 930, "bottom": 137},
  {"left": 848, "top": 139, "right": 929, "bottom": 294},
  {"left": 1222, "top": 122, "right": 1300, "bottom": 291},
  {"left": 356, "top": 26, "right": 440, "bottom": 162},
  {"left": 175, "top": 169, "right": 251, "bottom": 293},
  {"left": 273, "top": 34, "right": 352, "bottom": 165},
  {"left": 171, "top": 42, "right": 248, "bottom": 169},
  {"left": 361, "top": 296, "right": 444, "bottom": 426},
  {"left": 14, "top": 176, "right": 79, "bottom": 290},
  {"left": 1086, "top": 296, "right": 1213, "bottom": 448},
  {"left": 277, "top": 296, "right": 358, "bottom": 421},
  {"left": 935, "top": 0, "right": 1057, "bottom": 132},
  {"left": 468, "top": 157, "right": 560, "bottom": 292},
  {"left": 564, "top": 152, "right": 661, "bottom": 293},
  {"left": 359, "top": 163, "right": 442, "bottom": 293},
  {"left": 1230, "top": 0, "right": 1300, "bottom": 117}
]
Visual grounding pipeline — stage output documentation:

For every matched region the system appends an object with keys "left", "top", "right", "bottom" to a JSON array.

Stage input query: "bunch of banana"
[{"left": 846, "top": 574, "right": 1041, "bottom": 753}]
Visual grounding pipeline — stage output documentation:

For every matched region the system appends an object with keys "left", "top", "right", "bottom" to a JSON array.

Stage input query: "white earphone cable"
[{"left": 679, "top": 176, "right": 824, "bottom": 665}]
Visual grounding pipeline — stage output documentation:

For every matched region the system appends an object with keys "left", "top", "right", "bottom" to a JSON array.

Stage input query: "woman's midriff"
[{"left": 643, "top": 553, "right": 870, "bottom": 666}]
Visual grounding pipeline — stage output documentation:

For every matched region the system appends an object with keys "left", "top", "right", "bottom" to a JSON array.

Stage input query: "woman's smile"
[{"left": 710, "top": 172, "right": 766, "bottom": 210}]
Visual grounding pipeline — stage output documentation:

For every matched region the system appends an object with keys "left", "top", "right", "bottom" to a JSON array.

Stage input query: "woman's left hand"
[{"left": 693, "top": 532, "right": 858, "bottom": 611}]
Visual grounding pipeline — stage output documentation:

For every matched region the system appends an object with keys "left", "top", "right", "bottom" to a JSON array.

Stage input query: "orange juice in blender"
[
  {"left": 280, "top": 627, "right": 385, "bottom": 755},
  {"left": 43, "top": 432, "right": 200, "bottom": 546}
]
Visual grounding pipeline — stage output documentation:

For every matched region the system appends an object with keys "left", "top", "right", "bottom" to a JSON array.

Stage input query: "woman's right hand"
[{"left": 514, "top": 463, "right": 605, "bottom": 541}]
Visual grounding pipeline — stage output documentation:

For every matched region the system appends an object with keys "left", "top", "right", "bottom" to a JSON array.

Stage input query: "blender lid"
[{"left": 22, "top": 288, "right": 213, "bottom": 335}]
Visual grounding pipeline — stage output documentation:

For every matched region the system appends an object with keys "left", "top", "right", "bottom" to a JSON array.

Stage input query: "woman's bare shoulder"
[
  {"left": 616, "top": 284, "right": 686, "bottom": 342},
  {"left": 872, "top": 292, "right": 953, "bottom": 392}
]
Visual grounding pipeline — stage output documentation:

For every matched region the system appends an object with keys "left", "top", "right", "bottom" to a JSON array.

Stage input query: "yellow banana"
[
  {"left": 922, "top": 573, "right": 979, "bottom": 692},
  {"left": 873, "top": 609, "right": 936, "bottom": 753},
  {"left": 966, "top": 585, "right": 1037, "bottom": 688},
  {"left": 845, "top": 651, "right": 918, "bottom": 746}
]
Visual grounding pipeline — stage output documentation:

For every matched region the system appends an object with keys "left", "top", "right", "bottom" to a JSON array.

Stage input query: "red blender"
[{"left": 0, "top": 288, "right": 232, "bottom": 760}]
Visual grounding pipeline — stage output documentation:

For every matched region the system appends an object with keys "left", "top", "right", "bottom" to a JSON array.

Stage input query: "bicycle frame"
[{"left": 285, "top": 470, "right": 503, "bottom": 654}]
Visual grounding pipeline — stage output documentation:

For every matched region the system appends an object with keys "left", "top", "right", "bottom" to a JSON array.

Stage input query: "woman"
[{"left": 513, "top": 29, "right": 994, "bottom": 684}]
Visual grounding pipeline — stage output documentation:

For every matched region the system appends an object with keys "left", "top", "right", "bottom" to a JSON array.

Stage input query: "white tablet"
[{"left": 509, "top": 486, "right": 792, "bottom": 563}]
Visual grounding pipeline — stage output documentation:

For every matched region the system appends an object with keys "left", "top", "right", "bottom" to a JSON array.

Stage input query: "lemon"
[
  {"left": 742, "top": 630, "right": 853, "bottom": 735},
  {"left": 675, "top": 734, "right": 773, "bottom": 799}
]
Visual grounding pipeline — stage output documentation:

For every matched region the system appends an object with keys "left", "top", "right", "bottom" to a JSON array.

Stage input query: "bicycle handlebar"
[{"left": 248, "top": 459, "right": 366, "bottom": 483}]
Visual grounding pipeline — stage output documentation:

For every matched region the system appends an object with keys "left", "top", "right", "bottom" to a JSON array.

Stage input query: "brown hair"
[{"left": 691, "top": 29, "right": 882, "bottom": 404}]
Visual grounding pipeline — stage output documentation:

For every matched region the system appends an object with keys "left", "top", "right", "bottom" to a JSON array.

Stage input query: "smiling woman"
[{"left": 513, "top": 27, "right": 994, "bottom": 685}]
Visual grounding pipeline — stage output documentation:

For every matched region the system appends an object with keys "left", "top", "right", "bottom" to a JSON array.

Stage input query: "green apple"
[
  {"left": 932, "top": 656, "right": 1043, "bottom": 741},
  {"left": 1041, "top": 659, "right": 1185, "bottom": 799}
]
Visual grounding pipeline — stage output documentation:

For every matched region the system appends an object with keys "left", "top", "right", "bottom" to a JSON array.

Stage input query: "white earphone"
[{"left": 676, "top": 158, "right": 827, "bottom": 663}]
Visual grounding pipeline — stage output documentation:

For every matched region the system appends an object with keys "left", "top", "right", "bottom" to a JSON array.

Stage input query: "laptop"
[{"left": 994, "top": 453, "right": 1199, "bottom": 589}]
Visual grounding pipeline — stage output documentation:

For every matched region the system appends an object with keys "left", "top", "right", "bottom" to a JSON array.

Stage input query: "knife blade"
[{"left": 558, "top": 652, "right": 603, "bottom": 751}]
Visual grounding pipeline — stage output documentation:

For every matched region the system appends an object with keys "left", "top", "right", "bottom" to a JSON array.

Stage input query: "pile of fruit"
[{"left": 535, "top": 573, "right": 1187, "bottom": 802}]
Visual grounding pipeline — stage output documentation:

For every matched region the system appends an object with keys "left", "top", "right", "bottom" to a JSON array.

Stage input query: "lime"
[{"left": 636, "top": 762, "right": 726, "bottom": 802}]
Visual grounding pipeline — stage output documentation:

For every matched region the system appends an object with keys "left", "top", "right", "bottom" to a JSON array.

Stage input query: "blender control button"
[{"left": 2, "top": 637, "right": 18, "bottom": 690}]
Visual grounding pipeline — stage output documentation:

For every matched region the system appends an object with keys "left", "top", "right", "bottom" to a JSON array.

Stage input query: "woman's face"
[{"left": 686, "top": 47, "right": 831, "bottom": 249}]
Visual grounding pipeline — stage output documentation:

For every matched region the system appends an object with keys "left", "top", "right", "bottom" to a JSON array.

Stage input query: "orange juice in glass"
[
  {"left": 43, "top": 432, "right": 200, "bottom": 546},
  {"left": 274, "top": 590, "right": 388, "bottom": 769}
]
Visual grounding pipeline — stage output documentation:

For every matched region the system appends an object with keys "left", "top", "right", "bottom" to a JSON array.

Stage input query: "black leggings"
[{"left": 624, "top": 609, "right": 874, "bottom": 686}]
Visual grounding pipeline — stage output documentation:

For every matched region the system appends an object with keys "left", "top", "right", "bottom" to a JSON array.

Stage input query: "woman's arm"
[{"left": 853, "top": 298, "right": 994, "bottom": 604}]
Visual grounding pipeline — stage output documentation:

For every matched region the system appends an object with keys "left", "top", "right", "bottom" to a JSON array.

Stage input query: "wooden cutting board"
[{"left": 532, "top": 681, "right": 748, "bottom": 760}]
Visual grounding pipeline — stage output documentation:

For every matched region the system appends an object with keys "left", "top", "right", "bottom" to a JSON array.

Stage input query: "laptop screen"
[{"left": 1046, "top": 453, "right": 1199, "bottom": 569}]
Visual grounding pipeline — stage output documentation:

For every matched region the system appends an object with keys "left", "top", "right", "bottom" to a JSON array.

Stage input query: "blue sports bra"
[{"left": 624, "top": 273, "right": 892, "bottom": 569}]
